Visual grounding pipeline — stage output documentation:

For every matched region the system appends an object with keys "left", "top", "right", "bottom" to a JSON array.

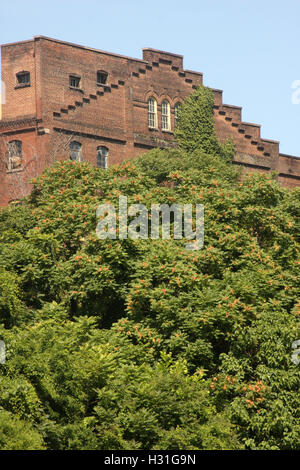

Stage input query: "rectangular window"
[
  {"left": 162, "top": 114, "right": 169, "bottom": 131},
  {"left": 7, "top": 140, "right": 22, "bottom": 171},
  {"left": 69, "top": 75, "right": 81, "bottom": 88},
  {"left": 16, "top": 72, "right": 30, "bottom": 86},
  {"left": 148, "top": 113, "right": 155, "bottom": 128},
  {"left": 97, "top": 71, "right": 108, "bottom": 85}
]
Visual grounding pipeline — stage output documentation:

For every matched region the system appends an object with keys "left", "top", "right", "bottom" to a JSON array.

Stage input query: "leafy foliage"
[{"left": 174, "top": 86, "right": 235, "bottom": 160}]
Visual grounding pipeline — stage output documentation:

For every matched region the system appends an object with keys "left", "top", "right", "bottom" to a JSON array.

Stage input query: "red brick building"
[{"left": 1, "top": 36, "right": 300, "bottom": 206}]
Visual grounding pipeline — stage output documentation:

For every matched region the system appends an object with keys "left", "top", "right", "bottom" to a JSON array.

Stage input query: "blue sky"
[{"left": 1, "top": 0, "right": 300, "bottom": 156}]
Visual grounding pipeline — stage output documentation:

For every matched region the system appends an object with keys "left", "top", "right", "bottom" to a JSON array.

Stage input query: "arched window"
[
  {"left": 69, "top": 141, "right": 82, "bottom": 161},
  {"left": 148, "top": 97, "right": 157, "bottom": 128},
  {"left": 161, "top": 100, "right": 171, "bottom": 131},
  {"left": 97, "top": 146, "right": 109, "bottom": 169},
  {"left": 174, "top": 102, "right": 181, "bottom": 127},
  {"left": 7, "top": 140, "right": 22, "bottom": 171}
]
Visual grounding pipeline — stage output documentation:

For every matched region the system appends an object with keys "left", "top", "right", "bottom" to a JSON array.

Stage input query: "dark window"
[
  {"left": 69, "top": 75, "right": 81, "bottom": 88},
  {"left": 16, "top": 72, "right": 30, "bottom": 86},
  {"left": 7, "top": 140, "right": 22, "bottom": 171},
  {"left": 97, "top": 71, "right": 108, "bottom": 85},
  {"left": 97, "top": 146, "right": 109, "bottom": 169},
  {"left": 174, "top": 102, "right": 181, "bottom": 126},
  {"left": 69, "top": 141, "right": 82, "bottom": 161}
]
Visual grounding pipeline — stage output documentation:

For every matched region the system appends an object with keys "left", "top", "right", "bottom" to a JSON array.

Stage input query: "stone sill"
[
  {"left": 15, "top": 84, "right": 30, "bottom": 89},
  {"left": 69, "top": 86, "right": 84, "bottom": 93},
  {"left": 6, "top": 168, "right": 24, "bottom": 174}
]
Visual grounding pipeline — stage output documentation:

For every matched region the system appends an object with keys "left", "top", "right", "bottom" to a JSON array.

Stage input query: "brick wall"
[
  {"left": 1, "top": 40, "right": 37, "bottom": 120},
  {"left": 0, "top": 35, "right": 299, "bottom": 207}
]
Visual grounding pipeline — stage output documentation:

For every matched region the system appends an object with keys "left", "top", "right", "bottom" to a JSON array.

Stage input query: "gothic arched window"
[
  {"left": 69, "top": 141, "right": 82, "bottom": 161},
  {"left": 97, "top": 146, "right": 109, "bottom": 169},
  {"left": 174, "top": 102, "right": 181, "bottom": 127},
  {"left": 148, "top": 97, "right": 158, "bottom": 128},
  {"left": 161, "top": 100, "right": 171, "bottom": 131}
]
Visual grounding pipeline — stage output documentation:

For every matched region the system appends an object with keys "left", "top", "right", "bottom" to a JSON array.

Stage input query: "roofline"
[
  {"left": 2, "top": 36, "right": 148, "bottom": 64},
  {"left": 142, "top": 47, "right": 183, "bottom": 59},
  {"left": 279, "top": 153, "right": 300, "bottom": 160},
  {"left": 184, "top": 69, "right": 203, "bottom": 76},
  {"left": 1, "top": 38, "right": 34, "bottom": 48}
]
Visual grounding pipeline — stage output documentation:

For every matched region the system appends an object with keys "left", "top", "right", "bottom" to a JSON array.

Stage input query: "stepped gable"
[{"left": 0, "top": 36, "right": 299, "bottom": 206}]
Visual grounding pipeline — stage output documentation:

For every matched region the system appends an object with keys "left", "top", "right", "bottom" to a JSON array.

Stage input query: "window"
[
  {"left": 16, "top": 72, "right": 30, "bottom": 86},
  {"left": 174, "top": 102, "right": 181, "bottom": 127},
  {"left": 69, "top": 75, "right": 81, "bottom": 88},
  {"left": 97, "top": 71, "right": 108, "bottom": 85},
  {"left": 161, "top": 100, "right": 171, "bottom": 131},
  {"left": 148, "top": 98, "right": 157, "bottom": 128},
  {"left": 69, "top": 141, "right": 82, "bottom": 161},
  {"left": 7, "top": 140, "right": 22, "bottom": 171},
  {"left": 97, "top": 146, "right": 109, "bottom": 169}
]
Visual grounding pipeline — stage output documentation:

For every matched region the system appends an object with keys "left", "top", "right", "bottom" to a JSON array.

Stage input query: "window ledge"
[
  {"left": 6, "top": 167, "right": 24, "bottom": 174},
  {"left": 148, "top": 126, "right": 159, "bottom": 131},
  {"left": 15, "top": 84, "right": 30, "bottom": 89},
  {"left": 162, "top": 130, "right": 173, "bottom": 134},
  {"left": 69, "top": 86, "right": 84, "bottom": 93}
]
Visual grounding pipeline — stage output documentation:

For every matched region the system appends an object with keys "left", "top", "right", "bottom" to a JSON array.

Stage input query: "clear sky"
[{"left": 1, "top": 0, "right": 300, "bottom": 156}]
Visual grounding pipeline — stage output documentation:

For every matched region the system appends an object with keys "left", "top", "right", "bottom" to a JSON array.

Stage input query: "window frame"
[
  {"left": 7, "top": 140, "right": 23, "bottom": 171},
  {"left": 97, "top": 146, "right": 109, "bottom": 169},
  {"left": 69, "top": 141, "right": 83, "bottom": 162},
  {"left": 148, "top": 97, "right": 158, "bottom": 129},
  {"left": 97, "top": 70, "right": 108, "bottom": 85},
  {"left": 174, "top": 102, "right": 181, "bottom": 127},
  {"left": 15, "top": 71, "right": 30, "bottom": 88},
  {"left": 69, "top": 75, "right": 81, "bottom": 89},
  {"left": 161, "top": 100, "right": 171, "bottom": 132}
]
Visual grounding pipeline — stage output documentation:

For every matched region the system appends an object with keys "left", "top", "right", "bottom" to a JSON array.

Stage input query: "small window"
[
  {"left": 7, "top": 140, "right": 22, "bottom": 171},
  {"left": 69, "top": 75, "right": 81, "bottom": 88},
  {"left": 148, "top": 98, "right": 157, "bottom": 128},
  {"left": 16, "top": 72, "right": 30, "bottom": 86},
  {"left": 161, "top": 100, "right": 171, "bottom": 131},
  {"left": 97, "top": 71, "right": 108, "bottom": 85},
  {"left": 97, "top": 146, "right": 109, "bottom": 169},
  {"left": 69, "top": 141, "right": 82, "bottom": 161},
  {"left": 174, "top": 102, "right": 181, "bottom": 126}
]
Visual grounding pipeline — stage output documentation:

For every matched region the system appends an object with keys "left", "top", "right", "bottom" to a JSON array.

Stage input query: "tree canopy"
[{"left": 0, "top": 87, "right": 299, "bottom": 450}]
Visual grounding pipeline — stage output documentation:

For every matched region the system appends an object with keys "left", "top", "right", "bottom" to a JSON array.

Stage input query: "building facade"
[{"left": 0, "top": 36, "right": 300, "bottom": 206}]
